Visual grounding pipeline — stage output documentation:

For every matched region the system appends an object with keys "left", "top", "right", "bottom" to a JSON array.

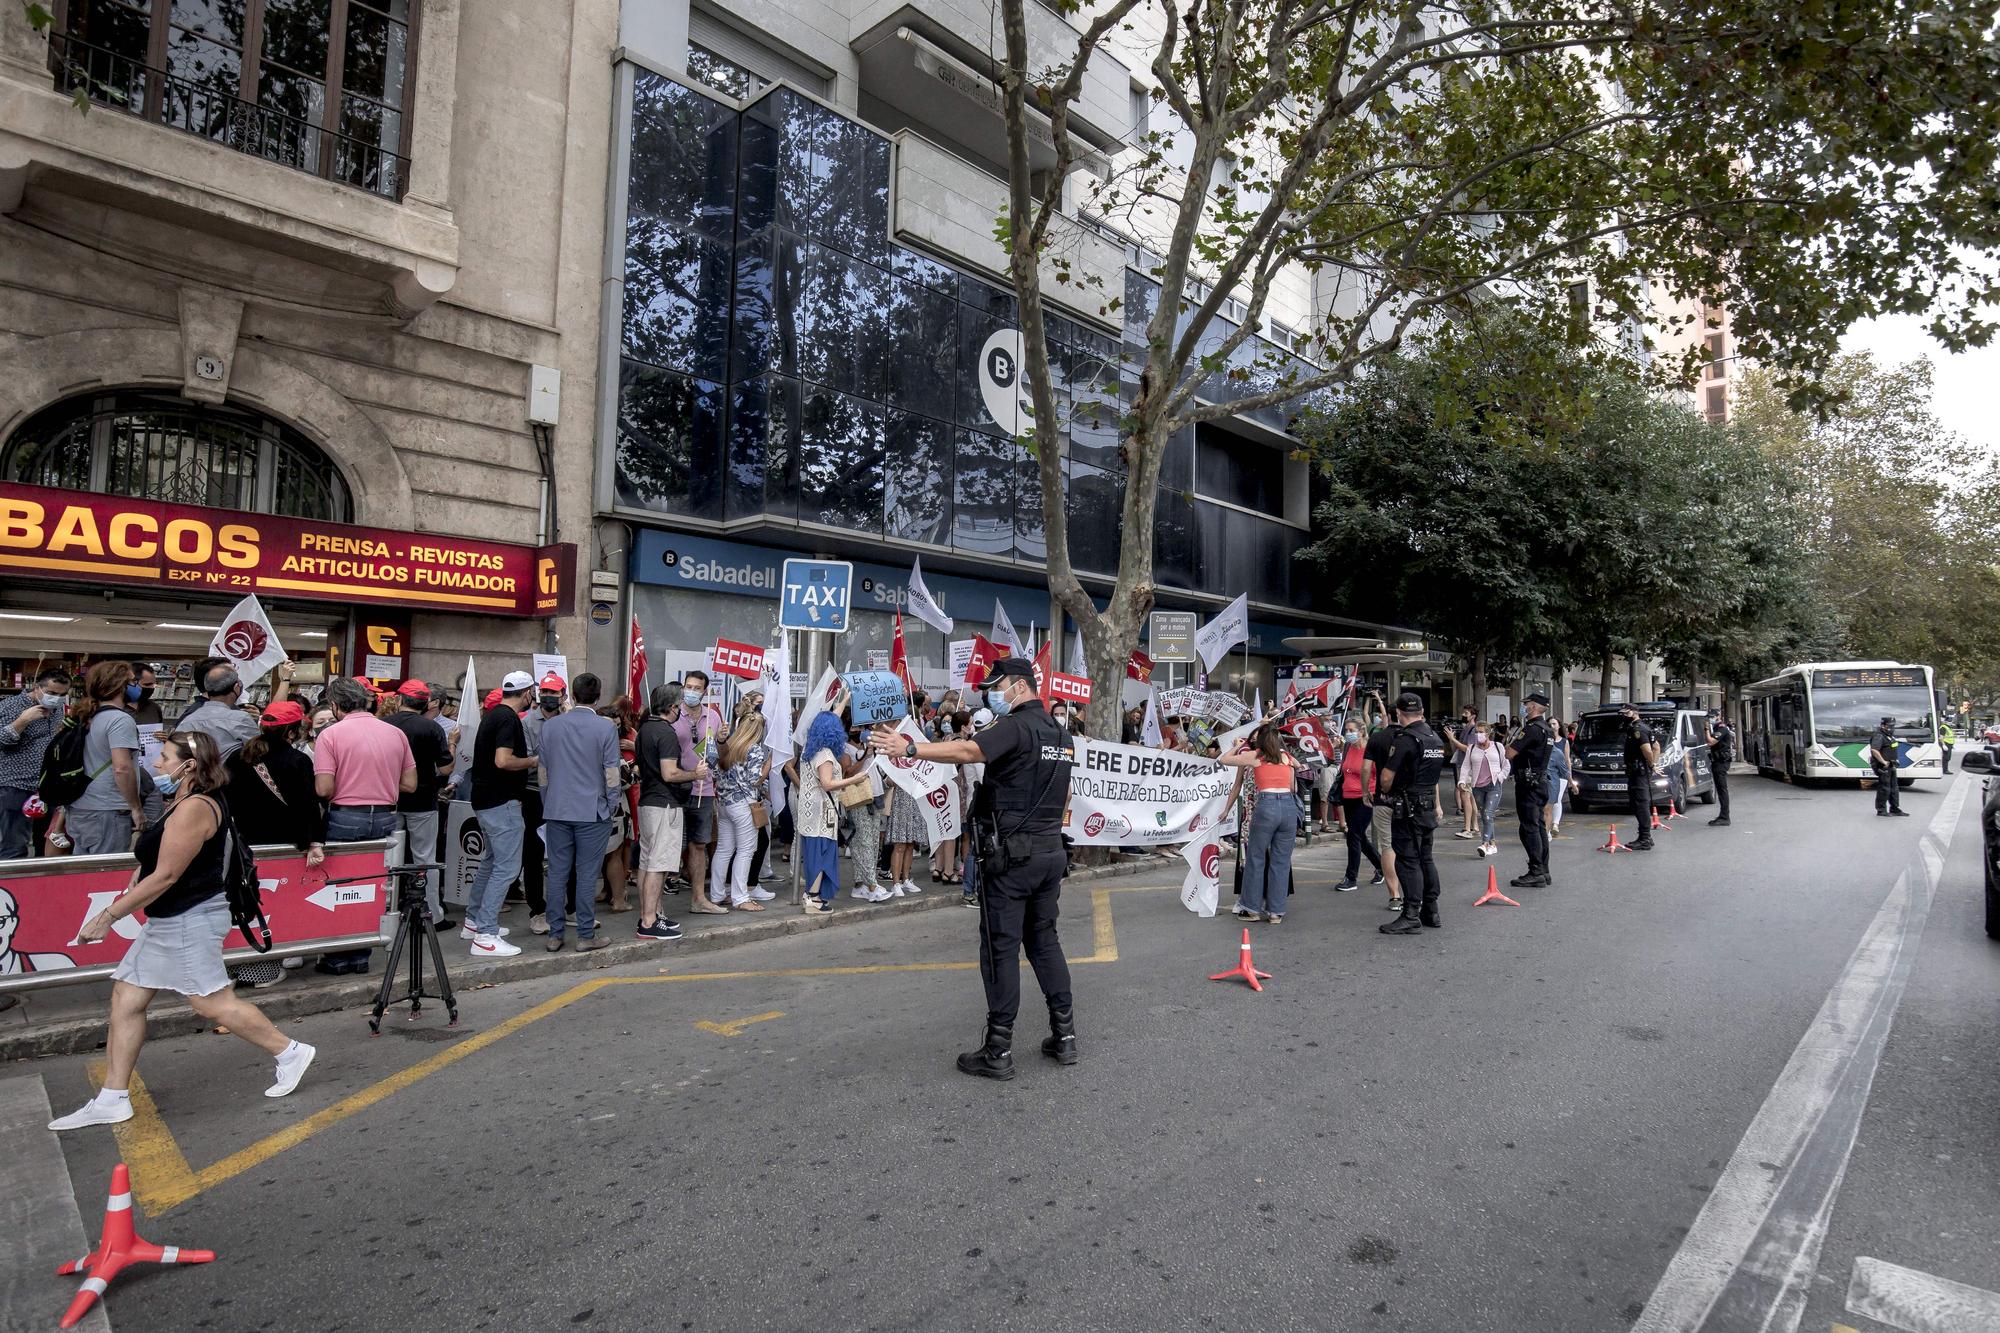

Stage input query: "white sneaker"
[
  {"left": 904, "top": 880, "right": 923, "bottom": 894},
  {"left": 850, "top": 886, "right": 874, "bottom": 900},
  {"left": 887, "top": 882, "right": 906, "bottom": 898},
  {"left": 48, "top": 1098, "right": 133, "bottom": 1131},
  {"left": 266, "top": 1042, "right": 316, "bottom": 1098},
  {"left": 470, "top": 934, "right": 521, "bottom": 957},
  {"left": 459, "top": 924, "right": 511, "bottom": 940},
  {"left": 749, "top": 887, "right": 777, "bottom": 901},
  {"left": 866, "top": 886, "right": 892, "bottom": 902}
]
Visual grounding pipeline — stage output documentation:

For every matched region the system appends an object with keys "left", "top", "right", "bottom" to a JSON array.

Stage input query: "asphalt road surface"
[{"left": 9, "top": 771, "right": 1997, "bottom": 1333}]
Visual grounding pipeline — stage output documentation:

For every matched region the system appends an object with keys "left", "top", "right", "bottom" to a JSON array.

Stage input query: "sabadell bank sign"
[{"left": 631, "top": 529, "right": 1049, "bottom": 629}]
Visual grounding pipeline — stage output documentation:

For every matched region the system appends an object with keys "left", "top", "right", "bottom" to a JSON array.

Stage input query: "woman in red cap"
[{"left": 224, "top": 699, "right": 326, "bottom": 865}]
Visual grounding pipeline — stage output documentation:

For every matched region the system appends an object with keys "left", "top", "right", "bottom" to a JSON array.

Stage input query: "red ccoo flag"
[
  {"left": 627, "top": 614, "right": 647, "bottom": 705},
  {"left": 891, "top": 609, "right": 912, "bottom": 692},
  {"left": 965, "top": 633, "right": 999, "bottom": 687},
  {"left": 1031, "top": 641, "right": 1053, "bottom": 702}
]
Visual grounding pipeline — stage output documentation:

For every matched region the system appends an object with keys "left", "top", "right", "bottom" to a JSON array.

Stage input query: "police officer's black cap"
[
  {"left": 1393, "top": 691, "right": 1424, "bottom": 713},
  {"left": 987, "top": 656, "right": 1036, "bottom": 683},
  {"left": 1525, "top": 691, "right": 1551, "bottom": 707},
  {"left": 1881, "top": 714, "right": 1895, "bottom": 725}
]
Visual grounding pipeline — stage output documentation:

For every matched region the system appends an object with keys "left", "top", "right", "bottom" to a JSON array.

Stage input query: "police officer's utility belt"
[{"left": 974, "top": 821, "right": 1064, "bottom": 871}]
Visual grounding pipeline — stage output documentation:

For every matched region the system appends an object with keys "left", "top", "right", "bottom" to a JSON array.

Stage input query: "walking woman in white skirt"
[{"left": 48, "top": 731, "right": 315, "bottom": 1131}]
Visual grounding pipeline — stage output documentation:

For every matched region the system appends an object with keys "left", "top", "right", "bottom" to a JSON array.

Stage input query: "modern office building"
[{"left": 581, "top": 1, "right": 1390, "bottom": 693}]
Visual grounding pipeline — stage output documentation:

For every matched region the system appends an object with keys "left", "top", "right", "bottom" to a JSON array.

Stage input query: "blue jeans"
[
  {"left": 466, "top": 801, "right": 524, "bottom": 937},
  {"left": 1474, "top": 784, "right": 1502, "bottom": 843},
  {"left": 325, "top": 806, "right": 396, "bottom": 964},
  {"left": 544, "top": 818, "right": 611, "bottom": 939},
  {"left": 1241, "top": 794, "right": 1297, "bottom": 916},
  {"left": 0, "top": 783, "right": 34, "bottom": 861}
]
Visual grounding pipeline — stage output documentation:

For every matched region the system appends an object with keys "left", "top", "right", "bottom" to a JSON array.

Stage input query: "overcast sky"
[{"left": 1841, "top": 314, "right": 2000, "bottom": 457}]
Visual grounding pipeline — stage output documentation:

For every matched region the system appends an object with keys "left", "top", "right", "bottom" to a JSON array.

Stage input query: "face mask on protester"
[
  {"left": 1343, "top": 729, "right": 1360, "bottom": 744},
  {"left": 124, "top": 683, "right": 143, "bottom": 703},
  {"left": 155, "top": 759, "right": 190, "bottom": 796},
  {"left": 685, "top": 689, "right": 705, "bottom": 707},
  {"left": 41, "top": 691, "right": 67, "bottom": 713},
  {"left": 539, "top": 693, "right": 562, "bottom": 714},
  {"left": 138, "top": 685, "right": 155, "bottom": 701}
]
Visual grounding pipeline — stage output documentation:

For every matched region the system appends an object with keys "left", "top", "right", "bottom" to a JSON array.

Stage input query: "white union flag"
[{"left": 210, "top": 594, "right": 287, "bottom": 685}]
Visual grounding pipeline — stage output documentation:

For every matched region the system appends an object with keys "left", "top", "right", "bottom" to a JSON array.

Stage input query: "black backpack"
[
  {"left": 216, "top": 800, "right": 273, "bottom": 953},
  {"left": 36, "top": 716, "right": 100, "bottom": 809}
]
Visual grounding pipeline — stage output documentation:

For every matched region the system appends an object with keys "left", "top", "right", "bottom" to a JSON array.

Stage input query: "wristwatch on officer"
[{"left": 904, "top": 738, "right": 919, "bottom": 760}]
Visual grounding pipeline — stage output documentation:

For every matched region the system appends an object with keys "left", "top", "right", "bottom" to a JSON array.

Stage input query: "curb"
[{"left": 0, "top": 856, "right": 1167, "bottom": 1064}]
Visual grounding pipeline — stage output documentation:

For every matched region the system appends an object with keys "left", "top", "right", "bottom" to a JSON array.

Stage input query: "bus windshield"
[{"left": 1812, "top": 686, "right": 1933, "bottom": 743}]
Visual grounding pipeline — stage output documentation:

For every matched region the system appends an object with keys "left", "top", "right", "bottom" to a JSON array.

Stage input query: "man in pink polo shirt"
[{"left": 314, "top": 676, "right": 417, "bottom": 845}]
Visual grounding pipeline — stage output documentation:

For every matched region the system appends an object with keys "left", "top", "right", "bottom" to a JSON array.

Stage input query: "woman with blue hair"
[{"left": 796, "top": 700, "right": 872, "bottom": 912}]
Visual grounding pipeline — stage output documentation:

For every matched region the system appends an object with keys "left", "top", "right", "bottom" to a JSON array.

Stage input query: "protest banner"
[
  {"left": 948, "top": 639, "right": 975, "bottom": 689},
  {"left": 866, "top": 649, "right": 890, "bottom": 671},
  {"left": 874, "top": 719, "right": 962, "bottom": 850},
  {"left": 1210, "top": 692, "right": 1250, "bottom": 727},
  {"left": 845, "top": 669, "right": 909, "bottom": 725},
  {"left": 1178, "top": 790, "right": 1236, "bottom": 917},
  {"left": 1064, "top": 736, "right": 1237, "bottom": 847},
  {"left": 711, "top": 638, "right": 765, "bottom": 679}
]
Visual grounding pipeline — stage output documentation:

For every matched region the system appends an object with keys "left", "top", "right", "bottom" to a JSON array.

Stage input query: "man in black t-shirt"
[
  {"left": 464, "top": 672, "right": 538, "bottom": 955},
  {"left": 634, "top": 682, "right": 705, "bottom": 940},
  {"left": 1362, "top": 701, "right": 1403, "bottom": 908},
  {"left": 1868, "top": 716, "right": 1907, "bottom": 817},
  {"left": 385, "top": 680, "right": 455, "bottom": 924}
]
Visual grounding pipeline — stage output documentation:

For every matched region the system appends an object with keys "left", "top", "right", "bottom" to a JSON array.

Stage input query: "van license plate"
[{"left": 1600, "top": 782, "right": 1626, "bottom": 792}]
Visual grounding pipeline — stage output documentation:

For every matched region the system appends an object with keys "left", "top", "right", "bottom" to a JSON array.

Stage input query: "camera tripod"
[{"left": 359, "top": 860, "right": 457, "bottom": 1035}]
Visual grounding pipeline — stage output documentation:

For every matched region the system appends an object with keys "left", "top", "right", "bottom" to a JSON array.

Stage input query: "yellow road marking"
[
  {"left": 1832, "top": 1324, "right": 1861, "bottom": 1333},
  {"left": 695, "top": 1010, "right": 785, "bottom": 1038},
  {"left": 92, "top": 1066, "right": 200, "bottom": 1213},
  {"left": 103, "top": 884, "right": 1172, "bottom": 1213}
]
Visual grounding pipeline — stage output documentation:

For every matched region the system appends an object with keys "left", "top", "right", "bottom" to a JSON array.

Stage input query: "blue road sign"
[{"left": 779, "top": 558, "right": 854, "bottom": 633}]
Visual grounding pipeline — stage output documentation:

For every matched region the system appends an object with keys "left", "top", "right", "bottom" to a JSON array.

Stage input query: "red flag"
[
  {"left": 1126, "top": 650, "right": 1154, "bottom": 683},
  {"left": 891, "top": 610, "right": 911, "bottom": 692},
  {"left": 1031, "top": 642, "right": 1053, "bottom": 702},
  {"left": 627, "top": 614, "right": 647, "bottom": 705},
  {"left": 966, "top": 633, "right": 998, "bottom": 687},
  {"left": 1282, "top": 715, "right": 1336, "bottom": 766}
]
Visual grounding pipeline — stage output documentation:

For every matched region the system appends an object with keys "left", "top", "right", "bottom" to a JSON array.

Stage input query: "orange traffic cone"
[
  {"left": 1473, "top": 866, "right": 1520, "bottom": 907},
  {"left": 1600, "top": 825, "right": 1628, "bottom": 853},
  {"left": 56, "top": 1163, "right": 213, "bottom": 1328},
  {"left": 1650, "top": 807, "right": 1667, "bottom": 831},
  {"left": 1209, "top": 927, "right": 1273, "bottom": 992}
]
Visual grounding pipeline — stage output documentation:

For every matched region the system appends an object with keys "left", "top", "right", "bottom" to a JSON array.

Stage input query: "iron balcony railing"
[{"left": 47, "top": 32, "right": 410, "bottom": 202}]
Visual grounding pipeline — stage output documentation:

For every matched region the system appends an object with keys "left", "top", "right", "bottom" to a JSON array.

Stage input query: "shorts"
[
  {"left": 637, "top": 804, "right": 685, "bottom": 873},
  {"left": 1455, "top": 763, "right": 1473, "bottom": 789},
  {"left": 685, "top": 796, "right": 716, "bottom": 845},
  {"left": 110, "top": 896, "right": 230, "bottom": 996},
  {"left": 1370, "top": 801, "right": 1394, "bottom": 844}
]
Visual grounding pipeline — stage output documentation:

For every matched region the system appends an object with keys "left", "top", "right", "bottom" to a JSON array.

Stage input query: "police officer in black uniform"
[
  {"left": 1508, "top": 691, "right": 1555, "bottom": 888},
  {"left": 1619, "top": 703, "right": 1659, "bottom": 849},
  {"left": 870, "top": 657, "right": 1075, "bottom": 1080},
  {"left": 1868, "top": 715, "right": 1908, "bottom": 817},
  {"left": 1703, "top": 709, "right": 1735, "bottom": 826},
  {"left": 1378, "top": 693, "right": 1446, "bottom": 936}
]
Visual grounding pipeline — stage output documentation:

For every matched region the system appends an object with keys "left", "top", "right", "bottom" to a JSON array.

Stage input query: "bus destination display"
[{"left": 1812, "top": 668, "right": 1925, "bottom": 689}]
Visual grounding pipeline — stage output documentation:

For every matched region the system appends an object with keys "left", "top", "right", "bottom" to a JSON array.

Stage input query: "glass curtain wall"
[{"left": 612, "top": 69, "right": 1316, "bottom": 609}]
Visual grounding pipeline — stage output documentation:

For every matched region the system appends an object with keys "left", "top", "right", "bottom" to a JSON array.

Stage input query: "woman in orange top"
[{"left": 1219, "top": 727, "right": 1302, "bottom": 922}]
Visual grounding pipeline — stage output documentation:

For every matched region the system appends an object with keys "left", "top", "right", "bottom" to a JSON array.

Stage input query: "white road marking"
[
  {"left": 1633, "top": 777, "right": 1973, "bottom": 1333},
  {"left": 1846, "top": 1257, "right": 2000, "bottom": 1333},
  {"left": 0, "top": 1075, "right": 112, "bottom": 1332}
]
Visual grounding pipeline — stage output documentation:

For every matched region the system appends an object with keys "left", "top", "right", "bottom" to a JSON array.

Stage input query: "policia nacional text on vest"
[
  {"left": 869, "top": 656, "right": 1076, "bottom": 1081},
  {"left": 1378, "top": 693, "right": 1447, "bottom": 936}
]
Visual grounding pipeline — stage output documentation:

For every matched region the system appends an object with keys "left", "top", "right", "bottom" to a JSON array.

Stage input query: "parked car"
[
  {"left": 1570, "top": 702, "right": 1717, "bottom": 812},
  {"left": 1951, "top": 749, "right": 2000, "bottom": 939}
]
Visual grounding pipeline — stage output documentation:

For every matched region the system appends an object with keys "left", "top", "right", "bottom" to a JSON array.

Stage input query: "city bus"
[{"left": 1740, "top": 662, "right": 1943, "bottom": 783}]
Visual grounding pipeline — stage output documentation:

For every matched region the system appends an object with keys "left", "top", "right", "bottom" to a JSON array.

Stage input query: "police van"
[{"left": 1569, "top": 702, "right": 1717, "bottom": 812}]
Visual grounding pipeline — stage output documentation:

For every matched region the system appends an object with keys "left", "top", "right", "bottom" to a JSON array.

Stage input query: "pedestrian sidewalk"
[{"left": 0, "top": 855, "right": 1170, "bottom": 1063}]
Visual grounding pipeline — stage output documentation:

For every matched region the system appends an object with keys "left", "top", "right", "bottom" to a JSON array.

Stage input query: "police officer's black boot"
[
  {"left": 1419, "top": 895, "right": 1441, "bottom": 929},
  {"left": 1040, "top": 1005, "right": 1078, "bottom": 1065},
  {"left": 1379, "top": 897, "right": 1423, "bottom": 935},
  {"left": 956, "top": 1023, "right": 1016, "bottom": 1080}
]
